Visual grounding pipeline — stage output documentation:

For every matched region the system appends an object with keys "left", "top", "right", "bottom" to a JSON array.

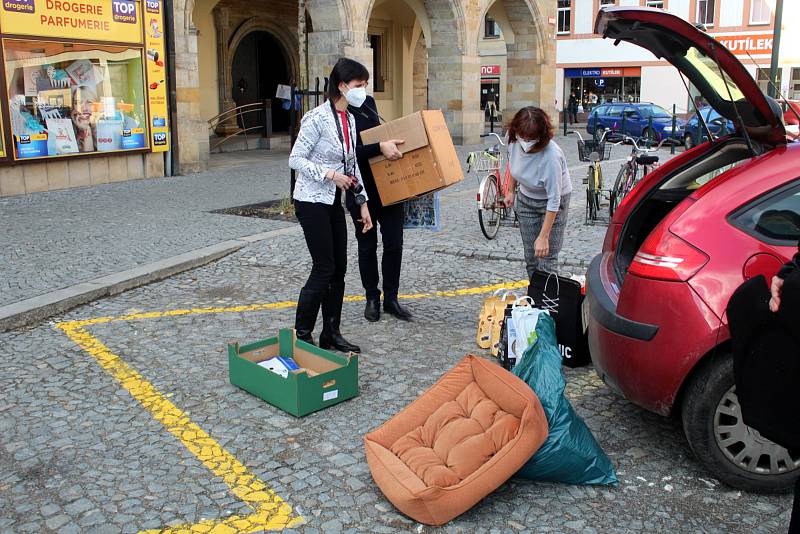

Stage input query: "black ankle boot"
[
  {"left": 319, "top": 331, "right": 361, "bottom": 353},
  {"left": 384, "top": 298, "right": 413, "bottom": 321},
  {"left": 294, "top": 288, "right": 324, "bottom": 345},
  {"left": 364, "top": 299, "right": 381, "bottom": 322},
  {"left": 320, "top": 282, "right": 361, "bottom": 353}
]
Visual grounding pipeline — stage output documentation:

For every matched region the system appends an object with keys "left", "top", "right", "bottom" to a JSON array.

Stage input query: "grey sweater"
[{"left": 508, "top": 140, "right": 572, "bottom": 212}]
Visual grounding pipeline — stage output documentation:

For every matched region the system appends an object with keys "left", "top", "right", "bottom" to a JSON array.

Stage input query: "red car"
[{"left": 586, "top": 7, "right": 800, "bottom": 492}]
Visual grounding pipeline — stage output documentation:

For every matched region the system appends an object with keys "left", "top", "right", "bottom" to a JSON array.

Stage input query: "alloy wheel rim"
[{"left": 714, "top": 387, "right": 800, "bottom": 475}]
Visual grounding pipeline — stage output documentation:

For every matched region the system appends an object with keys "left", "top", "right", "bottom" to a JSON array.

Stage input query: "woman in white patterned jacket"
[{"left": 288, "top": 58, "right": 375, "bottom": 353}]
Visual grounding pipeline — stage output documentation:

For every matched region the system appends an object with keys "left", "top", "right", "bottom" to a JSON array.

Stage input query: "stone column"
[
  {"left": 424, "top": 0, "right": 481, "bottom": 144},
  {"left": 172, "top": 0, "right": 208, "bottom": 173},
  {"left": 428, "top": 51, "right": 482, "bottom": 145},
  {"left": 504, "top": 0, "right": 557, "bottom": 126},
  {"left": 213, "top": 6, "right": 239, "bottom": 135},
  {"left": 305, "top": 30, "right": 372, "bottom": 96}
]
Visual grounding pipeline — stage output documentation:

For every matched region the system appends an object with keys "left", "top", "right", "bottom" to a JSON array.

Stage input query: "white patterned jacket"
[{"left": 288, "top": 101, "right": 368, "bottom": 205}]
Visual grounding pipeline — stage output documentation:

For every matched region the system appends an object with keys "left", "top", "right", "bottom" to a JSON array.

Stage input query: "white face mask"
[
  {"left": 344, "top": 86, "right": 367, "bottom": 108},
  {"left": 518, "top": 138, "right": 538, "bottom": 152}
]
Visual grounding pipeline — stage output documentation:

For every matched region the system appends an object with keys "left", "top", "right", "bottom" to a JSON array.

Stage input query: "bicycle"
[
  {"left": 570, "top": 130, "right": 613, "bottom": 225},
  {"left": 466, "top": 132, "right": 517, "bottom": 240},
  {"left": 609, "top": 135, "right": 667, "bottom": 217}
]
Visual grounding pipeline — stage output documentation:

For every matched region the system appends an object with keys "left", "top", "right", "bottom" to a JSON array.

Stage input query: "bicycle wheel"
[
  {"left": 610, "top": 165, "right": 629, "bottom": 217},
  {"left": 586, "top": 164, "right": 599, "bottom": 223},
  {"left": 478, "top": 175, "right": 501, "bottom": 240}
]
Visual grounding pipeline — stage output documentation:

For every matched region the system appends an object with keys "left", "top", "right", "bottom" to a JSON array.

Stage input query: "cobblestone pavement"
[
  {"left": 1, "top": 196, "right": 795, "bottom": 532},
  {"left": 0, "top": 133, "right": 667, "bottom": 309}
]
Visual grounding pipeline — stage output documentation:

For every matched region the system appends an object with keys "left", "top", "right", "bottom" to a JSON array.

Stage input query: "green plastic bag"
[{"left": 512, "top": 314, "right": 618, "bottom": 485}]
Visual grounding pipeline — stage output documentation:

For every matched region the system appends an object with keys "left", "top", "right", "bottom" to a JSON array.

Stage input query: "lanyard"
[{"left": 330, "top": 100, "right": 354, "bottom": 176}]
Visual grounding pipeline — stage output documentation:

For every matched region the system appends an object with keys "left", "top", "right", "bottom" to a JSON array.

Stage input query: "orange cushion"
[{"left": 364, "top": 355, "right": 548, "bottom": 526}]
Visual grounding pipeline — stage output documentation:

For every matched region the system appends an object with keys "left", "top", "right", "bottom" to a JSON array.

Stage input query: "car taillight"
[{"left": 629, "top": 227, "right": 709, "bottom": 282}]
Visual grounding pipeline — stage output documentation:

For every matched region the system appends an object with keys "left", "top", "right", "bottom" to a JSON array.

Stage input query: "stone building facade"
[
  {"left": 0, "top": 0, "right": 556, "bottom": 196},
  {"left": 180, "top": 0, "right": 557, "bottom": 174}
]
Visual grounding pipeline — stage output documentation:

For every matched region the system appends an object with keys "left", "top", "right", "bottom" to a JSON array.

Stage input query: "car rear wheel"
[
  {"left": 681, "top": 352, "right": 800, "bottom": 492},
  {"left": 684, "top": 133, "right": 694, "bottom": 150},
  {"left": 642, "top": 127, "right": 657, "bottom": 147}
]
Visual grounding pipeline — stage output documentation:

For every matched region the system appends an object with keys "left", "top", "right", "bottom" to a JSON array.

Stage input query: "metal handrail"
[
  {"left": 207, "top": 102, "right": 262, "bottom": 128},
  {"left": 207, "top": 102, "right": 272, "bottom": 153}
]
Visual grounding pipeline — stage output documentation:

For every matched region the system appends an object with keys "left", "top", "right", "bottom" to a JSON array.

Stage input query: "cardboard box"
[
  {"left": 228, "top": 329, "right": 358, "bottom": 417},
  {"left": 360, "top": 110, "right": 463, "bottom": 206}
]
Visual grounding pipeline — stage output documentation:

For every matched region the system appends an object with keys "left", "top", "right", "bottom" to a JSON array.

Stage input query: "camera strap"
[{"left": 329, "top": 99, "right": 354, "bottom": 176}]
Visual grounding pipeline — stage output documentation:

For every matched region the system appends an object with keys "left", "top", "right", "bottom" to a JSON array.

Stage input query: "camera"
[{"left": 352, "top": 182, "right": 367, "bottom": 206}]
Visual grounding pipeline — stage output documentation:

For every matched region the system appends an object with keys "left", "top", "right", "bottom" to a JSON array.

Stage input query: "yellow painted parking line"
[
  {"left": 55, "top": 279, "right": 528, "bottom": 533},
  {"left": 58, "top": 279, "right": 528, "bottom": 329},
  {"left": 58, "top": 324, "right": 305, "bottom": 533}
]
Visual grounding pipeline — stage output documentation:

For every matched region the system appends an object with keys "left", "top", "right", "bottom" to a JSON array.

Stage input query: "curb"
[{"left": 0, "top": 225, "right": 301, "bottom": 332}]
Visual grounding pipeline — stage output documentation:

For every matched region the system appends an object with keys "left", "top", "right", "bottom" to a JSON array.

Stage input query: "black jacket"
[
  {"left": 727, "top": 270, "right": 800, "bottom": 451},
  {"left": 348, "top": 95, "right": 383, "bottom": 208},
  {"left": 779, "top": 248, "right": 800, "bottom": 279}
]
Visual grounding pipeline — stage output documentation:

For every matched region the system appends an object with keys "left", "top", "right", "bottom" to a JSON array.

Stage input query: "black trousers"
[
  {"left": 349, "top": 198, "right": 404, "bottom": 301},
  {"left": 295, "top": 191, "right": 347, "bottom": 293},
  {"left": 790, "top": 476, "right": 800, "bottom": 534}
]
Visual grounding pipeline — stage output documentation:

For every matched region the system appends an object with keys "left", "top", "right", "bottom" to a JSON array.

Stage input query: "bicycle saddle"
[{"left": 636, "top": 154, "right": 659, "bottom": 165}]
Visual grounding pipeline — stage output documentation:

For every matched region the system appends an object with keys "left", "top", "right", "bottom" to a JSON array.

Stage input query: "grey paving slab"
[
  {"left": 0, "top": 150, "right": 295, "bottom": 309},
  {"left": 0, "top": 135, "right": 675, "bottom": 314},
  {"left": 0, "top": 204, "right": 793, "bottom": 533}
]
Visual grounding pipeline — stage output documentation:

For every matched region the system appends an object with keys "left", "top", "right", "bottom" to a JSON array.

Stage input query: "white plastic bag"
[{"left": 511, "top": 297, "right": 549, "bottom": 365}]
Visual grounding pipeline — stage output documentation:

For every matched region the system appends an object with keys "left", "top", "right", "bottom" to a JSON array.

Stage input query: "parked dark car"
[
  {"left": 587, "top": 102, "right": 685, "bottom": 143},
  {"left": 684, "top": 106, "right": 735, "bottom": 149},
  {"left": 586, "top": 6, "right": 798, "bottom": 492}
]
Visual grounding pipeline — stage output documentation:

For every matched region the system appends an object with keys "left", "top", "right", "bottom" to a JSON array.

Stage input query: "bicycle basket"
[
  {"left": 467, "top": 150, "right": 503, "bottom": 172},
  {"left": 577, "top": 139, "right": 613, "bottom": 162}
]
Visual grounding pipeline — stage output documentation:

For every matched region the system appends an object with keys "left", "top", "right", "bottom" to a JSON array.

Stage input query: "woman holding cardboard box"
[
  {"left": 288, "top": 58, "right": 375, "bottom": 353},
  {"left": 347, "top": 93, "right": 411, "bottom": 322},
  {"left": 502, "top": 107, "right": 573, "bottom": 277}
]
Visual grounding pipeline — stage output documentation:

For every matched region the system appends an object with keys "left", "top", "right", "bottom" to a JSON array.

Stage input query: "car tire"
[
  {"left": 681, "top": 352, "right": 800, "bottom": 493},
  {"left": 684, "top": 133, "right": 694, "bottom": 150}
]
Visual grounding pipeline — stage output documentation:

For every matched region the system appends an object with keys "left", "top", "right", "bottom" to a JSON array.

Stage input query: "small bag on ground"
[{"left": 476, "top": 289, "right": 519, "bottom": 353}]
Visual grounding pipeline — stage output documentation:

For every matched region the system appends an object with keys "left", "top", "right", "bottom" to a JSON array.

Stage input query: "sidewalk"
[
  {"left": 0, "top": 150, "right": 297, "bottom": 329},
  {"left": 0, "top": 136, "right": 678, "bottom": 330}
]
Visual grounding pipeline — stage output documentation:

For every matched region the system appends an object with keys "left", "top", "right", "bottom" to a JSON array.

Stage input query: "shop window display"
[{"left": 4, "top": 39, "right": 147, "bottom": 160}]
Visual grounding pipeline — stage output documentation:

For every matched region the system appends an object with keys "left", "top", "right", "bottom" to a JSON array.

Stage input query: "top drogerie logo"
[
  {"left": 3, "top": 0, "right": 35, "bottom": 13},
  {"left": 112, "top": 0, "right": 136, "bottom": 23},
  {"left": 145, "top": 0, "right": 159, "bottom": 14}
]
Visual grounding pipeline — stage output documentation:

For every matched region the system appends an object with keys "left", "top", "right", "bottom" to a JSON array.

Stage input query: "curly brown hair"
[{"left": 506, "top": 106, "right": 554, "bottom": 152}]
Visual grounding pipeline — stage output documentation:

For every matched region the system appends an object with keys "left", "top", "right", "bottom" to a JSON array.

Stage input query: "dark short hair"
[
  {"left": 328, "top": 58, "right": 369, "bottom": 100},
  {"left": 506, "top": 106, "right": 554, "bottom": 152}
]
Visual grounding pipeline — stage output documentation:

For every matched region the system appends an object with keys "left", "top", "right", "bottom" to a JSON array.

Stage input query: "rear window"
[{"left": 732, "top": 182, "right": 800, "bottom": 246}]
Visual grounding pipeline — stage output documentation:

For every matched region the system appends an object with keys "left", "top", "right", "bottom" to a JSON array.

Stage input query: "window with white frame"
[
  {"left": 697, "top": 0, "right": 715, "bottom": 26},
  {"left": 790, "top": 68, "right": 800, "bottom": 100},
  {"left": 600, "top": 0, "right": 615, "bottom": 4},
  {"left": 558, "top": 0, "right": 571, "bottom": 34},
  {"left": 749, "top": 0, "right": 771, "bottom": 25},
  {"left": 645, "top": 1, "right": 664, "bottom": 8}
]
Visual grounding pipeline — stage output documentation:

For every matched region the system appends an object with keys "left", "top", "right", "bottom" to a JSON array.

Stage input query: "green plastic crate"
[{"left": 228, "top": 328, "right": 359, "bottom": 417}]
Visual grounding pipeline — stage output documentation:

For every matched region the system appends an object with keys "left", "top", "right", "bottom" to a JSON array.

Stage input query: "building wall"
[
  {"left": 194, "top": 2, "right": 219, "bottom": 122},
  {"left": 555, "top": 0, "right": 785, "bottom": 116}
]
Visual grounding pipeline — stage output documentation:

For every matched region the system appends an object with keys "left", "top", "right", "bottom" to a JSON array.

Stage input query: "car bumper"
[{"left": 586, "top": 254, "right": 720, "bottom": 415}]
